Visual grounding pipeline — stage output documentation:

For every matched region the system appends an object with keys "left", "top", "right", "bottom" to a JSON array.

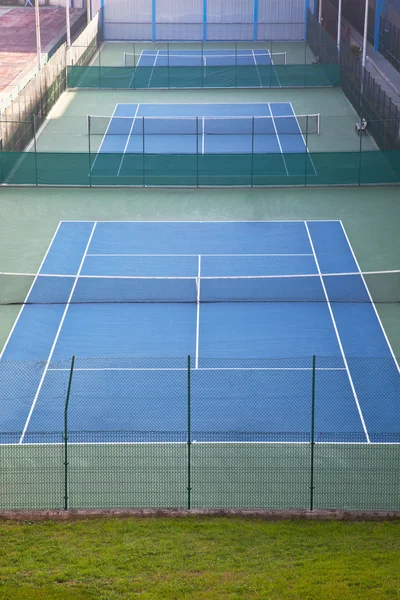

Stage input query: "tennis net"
[
  {"left": 0, "top": 270, "right": 399, "bottom": 305},
  {"left": 87, "top": 113, "right": 321, "bottom": 137},
  {"left": 123, "top": 51, "right": 287, "bottom": 68}
]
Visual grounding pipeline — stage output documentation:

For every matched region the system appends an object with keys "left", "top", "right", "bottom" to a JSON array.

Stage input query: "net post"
[
  {"left": 187, "top": 355, "right": 192, "bottom": 510},
  {"left": 87, "top": 115, "right": 92, "bottom": 188},
  {"left": 64, "top": 355, "right": 75, "bottom": 511},
  {"left": 309, "top": 354, "right": 316, "bottom": 511}
]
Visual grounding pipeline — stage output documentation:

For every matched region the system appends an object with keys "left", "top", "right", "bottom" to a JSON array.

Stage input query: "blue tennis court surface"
[
  {"left": 1, "top": 220, "right": 399, "bottom": 444},
  {"left": 92, "top": 102, "right": 317, "bottom": 178},
  {"left": 137, "top": 49, "right": 284, "bottom": 68}
]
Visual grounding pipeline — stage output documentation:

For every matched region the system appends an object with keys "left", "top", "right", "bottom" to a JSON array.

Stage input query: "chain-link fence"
[
  {"left": 0, "top": 355, "right": 399, "bottom": 511},
  {"left": 307, "top": 10, "right": 400, "bottom": 151},
  {"left": 375, "top": 14, "right": 400, "bottom": 74},
  {"left": 0, "top": 11, "right": 101, "bottom": 153},
  {"left": 1, "top": 148, "right": 399, "bottom": 187}
]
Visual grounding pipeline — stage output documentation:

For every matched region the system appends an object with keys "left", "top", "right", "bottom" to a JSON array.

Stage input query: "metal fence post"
[
  {"left": 310, "top": 355, "right": 316, "bottom": 510},
  {"left": 33, "top": 114, "right": 38, "bottom": 187},
  {"left": 251, "top": 116, "right": 254, "bottom": 188},
  {"left": 0, "top": 137, "right": 3, "bottom": 184},
  {"left": 87, "top": 115, "right": 92, "bottom": 187},
  {"left": 187, "top": 355, "right": 192, "bottom": 509},
  {"left": 142, "top": 117, "right": 145, "bottom": 187},
  {"left": 358, "top": 116, "right": 363, "bottom": 185},
  {"left": 64, "top": 355, "right": 75, "bottom": 511}
]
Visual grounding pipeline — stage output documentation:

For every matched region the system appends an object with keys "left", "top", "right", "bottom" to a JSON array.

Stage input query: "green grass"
[{"left": 0, "top": 517, "right": 399, "bottom": 599}]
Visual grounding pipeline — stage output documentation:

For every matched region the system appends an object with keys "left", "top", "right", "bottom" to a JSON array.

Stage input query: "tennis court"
[
  {"left": 1, "top": 220, "right": 399, "bottom": 446},
  {"left": 133, "top": 49, "right": 287, "bottom": 69},
  {"left": 90, "top": 102, "right": 318, "bottom": 178},
  {"left": 123, "top": 48, "right": 287, "bottom": 88}
]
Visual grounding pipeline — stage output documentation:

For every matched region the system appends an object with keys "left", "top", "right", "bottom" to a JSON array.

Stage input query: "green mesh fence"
[
  {"left": 0, "top": 356, "right": 399, "bottom": 511},
  {"left": 66, "top": 63, "right": 341, "bottom": 90},
  {"left": 1, "top": 150, "right": 400, "bottom": 186},
  {"left": 306, "top": 10, "right": 400, "bottom": 151}
]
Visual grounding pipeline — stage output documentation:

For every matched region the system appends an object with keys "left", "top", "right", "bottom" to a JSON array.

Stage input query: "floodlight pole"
[
  {"left": 337, "top": 0, "right": 342, "bottom": 51},
  {"left": 362, "top": 0, "right": 369, "bottom": 68},
  {"left": 35, "top": 0, "right": 42, "bottom": 70},
  {"left": 66, "top": 0, "right": 71, "bottom": 48}
]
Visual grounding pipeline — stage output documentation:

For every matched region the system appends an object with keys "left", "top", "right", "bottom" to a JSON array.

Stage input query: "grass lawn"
[{"left": 0, "top": 517, "right": 399, "bottom": 599}]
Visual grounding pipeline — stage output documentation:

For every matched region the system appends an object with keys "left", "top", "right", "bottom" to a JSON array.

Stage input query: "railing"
[{"left": 0, "top": 356, "right": 399, "bottom": 511}]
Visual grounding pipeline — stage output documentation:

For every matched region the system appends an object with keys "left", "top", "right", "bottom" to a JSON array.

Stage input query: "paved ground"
[{"left": 0, "top": 6, "right": 85, "bottom": 93}]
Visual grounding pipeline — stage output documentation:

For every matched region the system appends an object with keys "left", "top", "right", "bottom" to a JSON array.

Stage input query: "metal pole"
[
  {"left": 309, "top": 355, "right": 316, "bottom": 511},
  {"left": 318, "top": 0, "right": 322, "bottom": 24},
  {"left": 251, "top": 116, "right": 254, "bottom": 187},
  {"left": 362, "top": 0, "right": 369, "bottom": 68},
  {"left": 0, "top": 137, "right": 4, "bottom": 184},
  {"left": 64, "top": 355, "right": 75, "bottom": 511},
  {"left": 304, "top": 116, "right": 309, "bottom": 186},
  {"left": 35, "top": 0, "right": 42, "bottom": 70},
  {"left": 66, "top": 0, "right": 71, "bottom": 49},
  {"left": 142, "top": 117, "right": 145, "bottom": 187},
  {"left": 196, "top": 116, "right": 199, "bottom": 188},
  {"left": 33, "top": 114, "right": 38, "bottom": 187},
  {"left": 88, "top": 115, "right": 92, "bottom": 187},
  {"left": 337, "top": 0, "right": 342, "bottom": 51},
  {"left": 187, "top": 355, "right": 192, "bottom": 510}
]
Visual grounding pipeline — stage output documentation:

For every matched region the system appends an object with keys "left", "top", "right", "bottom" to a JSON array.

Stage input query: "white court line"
[
  {"left": 47, "top": 367, "right": 347, "bottom": 372},
  {"left": 90, "top": 104, "right": 119, "bottom": 174},
  {"left": 289, "top": 101, "right": 318, "bottom": 177},
  {"left": 117, "top": 104, "right": 140, "bottom": 177},
  {"left": 86, "top": 253, "right": 315, "bottom": 257},
  {"left": 147, "top": 50, "right": 159, "bottom": 88},
  {"left": 251, "top": 49, "right": 263, "bottom": 88},
  {"left": 339, "top": 221, "right": 400, "bottom": 375},
  {"left": 195, "top": 255, "right": 201, "bottom": 369},
  {"left": 270, "top": 112, "right": 289, "bottom": 176},
  {"left": 304, "top": 221, "right": 371, "bottom": 444},
  {"left": 0, "top": 222, "right": 63, "bottom": 359},
  {"left": 18, "top": 222, "right": 98, "bottom": 445}
]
